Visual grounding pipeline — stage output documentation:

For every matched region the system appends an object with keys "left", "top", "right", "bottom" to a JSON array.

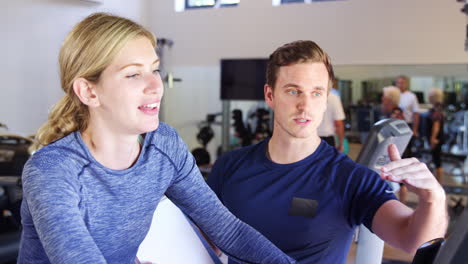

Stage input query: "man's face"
[
  {"left": 396, "top": 77, "right": 408, "bottom": 92},
  {"left": 264, "top": 62, "right": 328, "bottom": 140}
]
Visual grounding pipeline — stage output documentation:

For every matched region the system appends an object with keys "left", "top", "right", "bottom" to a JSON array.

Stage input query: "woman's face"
[
  {"left": 381, "top": 95, "right": 394, "bottom": 115},
  {"left": 92, "top": 36, "right": 163, "bottom": 135}
]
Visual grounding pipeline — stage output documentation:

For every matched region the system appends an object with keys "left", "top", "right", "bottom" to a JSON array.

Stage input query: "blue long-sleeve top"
[{"left": 18, "top": 123, "right": 296, "bottom": 264}]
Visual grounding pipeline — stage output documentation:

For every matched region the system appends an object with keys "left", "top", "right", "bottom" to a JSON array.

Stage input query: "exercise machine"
[
  {"left": 137, "top": 196, "right": 222, "bottom": 264},
  {"left": 354, "top": 118, "right": 413, "bottom": 264},
  {"left": 0, "top": 133, "right": 33, "bottom": 264}
]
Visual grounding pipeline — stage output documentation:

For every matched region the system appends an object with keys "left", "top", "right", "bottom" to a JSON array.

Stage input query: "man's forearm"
[
  {"left": 334, "top": 120, "right": 344, "bottom": 147},
  {"left": 413, "top": 113, "right": 420, "bottom": 135},
  {"left": 403, "top": 190, "right": 448, "bottom": 254}
]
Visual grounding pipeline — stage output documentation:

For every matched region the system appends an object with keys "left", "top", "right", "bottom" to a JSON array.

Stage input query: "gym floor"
[{"left": 345, "top": 142, "right": 468, "bottom": 264}]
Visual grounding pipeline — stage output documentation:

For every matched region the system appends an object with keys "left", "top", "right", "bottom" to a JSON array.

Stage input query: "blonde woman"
[
  {"left": 17, "top": 13, "right": 296, "bottom": 264},
  {"left": 427, "top": 88, "right": 445, "bottom": 183},
  {"left": 381, "top": 86, "right": 400, "bottom": 117}
]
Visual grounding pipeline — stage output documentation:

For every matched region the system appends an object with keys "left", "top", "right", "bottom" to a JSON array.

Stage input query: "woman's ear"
[{"left": 73, "top": 78, "right": 100, "bottom": 108}]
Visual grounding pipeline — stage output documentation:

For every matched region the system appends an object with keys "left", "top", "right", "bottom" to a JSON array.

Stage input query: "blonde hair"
[
  {"left": 31, "top": 13, "right": 155, "bottom": 151},
  {"left": 429, "top": 88, "right": 444, "bottom": 104},
  {"left": 383, "top": 86, "right": 401, "bottom": 106}
]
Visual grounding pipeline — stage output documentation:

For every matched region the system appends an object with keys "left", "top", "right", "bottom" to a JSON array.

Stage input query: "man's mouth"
[{"left": 294, "top": 118, "right": 311, "bottom": 124}]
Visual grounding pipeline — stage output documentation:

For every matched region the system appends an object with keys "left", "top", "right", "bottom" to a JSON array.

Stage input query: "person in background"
[
  {"left": 391, "top": 107, "right": 404, "bottom": 121},
  {"left": 396, "top": 75, "right": 420, "bottom": 158},
  {"left": 317, "top": 78, "right": 346, "bottom": 152},
  {"left": 208, "top": 40, "right": 448, "bottom": 264},
  {"left": 427, "top": 88, "right": 445, "bottom": 183},
  {"left": 380, "top": 86, "right": 400, "bottom": 118},
  {"left": 380, "top": 86, "right": 408, "bottom": 203},
  {"left": 17, "top": 13, "right": 296, "bottom": 264}
]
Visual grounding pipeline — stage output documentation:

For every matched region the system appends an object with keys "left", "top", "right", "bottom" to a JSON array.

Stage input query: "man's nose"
[{"left": 296, "top": 94, "right": 311, "bottom": 111}]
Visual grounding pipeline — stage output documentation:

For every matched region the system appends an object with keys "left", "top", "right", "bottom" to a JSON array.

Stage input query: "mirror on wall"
[
  {"left": 334, "top": 64, "right": 468, "bottom": 108},
  {"left": 334, "top": 64, "right": 468, "bottom": 157}
]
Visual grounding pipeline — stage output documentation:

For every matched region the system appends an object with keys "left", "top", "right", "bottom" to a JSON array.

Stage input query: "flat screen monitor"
[{"left": 220, "top": 59, "right": 267, "bottom": 100}]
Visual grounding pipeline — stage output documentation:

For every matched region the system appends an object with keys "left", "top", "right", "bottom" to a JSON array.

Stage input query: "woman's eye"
[
  {"left": 153, "top": 69, "right": 161, "bottom": 75},
  {"left": 126, "top": 73, "right": 140, "bottom": 79}
]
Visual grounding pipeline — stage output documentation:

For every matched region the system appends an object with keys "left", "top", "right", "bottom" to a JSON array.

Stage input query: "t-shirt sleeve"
[
  {"left": 22, "top": 152, "right": 107, "bottom": 264},
  {"left": 430, "top": 111, "right": 443, "bottom": 122},
  {"left": 330, "top": 94, "right": 346, "bottom": 121},
  {"left": 164, "top": 132, "right": 296, "bottom": 264},
  {"left": 341, "top": 165, "right": 397, "bottom": 232}
]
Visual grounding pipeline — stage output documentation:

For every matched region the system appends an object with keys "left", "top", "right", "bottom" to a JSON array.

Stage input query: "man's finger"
[
  {"left": 388, "top": 144, "right": 401, "bottom": 161},
  {"left": 382, "top": 157, "right": 420, "bottom": 172},
  {"left": 384, "top": 162, "right": 427, "bottom": 178}
]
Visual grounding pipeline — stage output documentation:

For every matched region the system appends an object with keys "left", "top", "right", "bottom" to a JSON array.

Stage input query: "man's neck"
[{"left": 267, "top": 133, "right": 321, "bottom": 164}]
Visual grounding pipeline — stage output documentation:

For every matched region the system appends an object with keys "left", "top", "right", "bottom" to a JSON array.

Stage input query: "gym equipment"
[
  {"left": 137, "top": 196, "right": 222, "bottom": 264},
  {"left": 0, "top": 177, "right": 23, "bottom": 264},
  {"left": 248, "top": 108, "right": 272, "bottom": 144},
  {"left": 232, "top": 109, "right": 251, "bottom": 147},
  {"left": 0, "top": 134, "right": 32, "bottom": 176},
  {"left": 354, "top": 118, "right": 413, "bottom": 264},
  {"left": 411, "top": 238, "right": 445, "bottom": 264},
  {"left": 411, "top": 201, "right": 468, "bottom": 263},
  {"left": 431, "top": 204, "right": 468, "bottom": 264},
  {"left": 192, "top": 113, "right": 223, "bottom": 178},
  {"left": 0, "top": 133, "right": 32, "bottom": 264}
]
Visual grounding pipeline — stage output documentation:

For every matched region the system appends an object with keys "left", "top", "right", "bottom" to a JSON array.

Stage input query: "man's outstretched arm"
[{"left": 371, "top": 144, "right": 448, "bottom": 254}]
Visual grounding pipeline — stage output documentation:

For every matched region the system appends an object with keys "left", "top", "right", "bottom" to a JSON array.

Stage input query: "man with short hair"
[
  {"left": 396, "top": 76, "right": 420, "bottom": 159},
  {"left": 317, "top": 78, "right": 345, "bottom": 152},
  {"left": 396, "top": 76, "right": 420, "bottom": 135},
  {"left": 208, "top": 40, "right": 447, "bottom": 263}
]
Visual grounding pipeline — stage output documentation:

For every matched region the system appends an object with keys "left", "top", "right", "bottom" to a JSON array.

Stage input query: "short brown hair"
[{"left": 266, "top": 40, "right": 334, "bottom": 89}]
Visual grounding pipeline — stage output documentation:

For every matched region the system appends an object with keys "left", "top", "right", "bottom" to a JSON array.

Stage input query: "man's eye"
[
  {"left": 288, "top": 90, "right": 298, "bottom": 95},
  {"left": 313, "top": 92, "right": 322, "bottom": 97},
  {"left": 153, "top": 69, "right": 161, "bottom": 75}
]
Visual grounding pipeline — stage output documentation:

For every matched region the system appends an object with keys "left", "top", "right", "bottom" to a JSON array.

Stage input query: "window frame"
[{"left": 184, "top": 0, "right": 238, "bottom": 10}]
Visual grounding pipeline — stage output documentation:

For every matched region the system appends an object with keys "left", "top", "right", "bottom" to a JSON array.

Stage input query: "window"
[
  {"left": 276, "top": 0, "right": 342, "bottom": 5},
  {"left": 185, "top": 0, "right": 239, "bottom": 9},
  {"left": 281, "top": 0, "right": 304, "bottom": 3}
]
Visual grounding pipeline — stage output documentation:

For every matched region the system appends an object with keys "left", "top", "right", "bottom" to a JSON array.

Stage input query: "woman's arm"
[
  {"left": 166, "top": 172, "right": 295, "bottom": 264},
  {"left": 430, "top": 120, "right": 441, "bottom": 148},
  {"left": 21, "top": 154, "right": 107, "bottom": 263},
  {"left": 164, "top": 136, "right": 295, "bottom": 264}
]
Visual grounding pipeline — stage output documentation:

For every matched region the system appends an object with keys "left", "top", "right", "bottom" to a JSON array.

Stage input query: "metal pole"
[{"left": 222, "top": 101, "right": 230, "bottom": 153}]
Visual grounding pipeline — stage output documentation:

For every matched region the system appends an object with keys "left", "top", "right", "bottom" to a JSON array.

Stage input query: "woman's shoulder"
[
  {"left": 27, "top": 132, "right": 88, "bottom": 174},
  {"left": 144, "top": 122, "right": 187, "bottom": 156},
  {"left": 146, "top": 122, "right": 177, "bottom": 141},
  {"left": 146, "top": 122, "right": 187, "bottom": 147}
]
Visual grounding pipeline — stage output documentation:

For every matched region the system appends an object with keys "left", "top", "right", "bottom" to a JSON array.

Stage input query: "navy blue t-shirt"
[{"left": 207, "top": 139, "right": 396, "bottom": 264}]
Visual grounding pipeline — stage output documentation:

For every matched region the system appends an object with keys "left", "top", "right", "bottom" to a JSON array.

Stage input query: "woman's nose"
[{"left": 145, "top": 73, "right": 164, "bottom": 94}]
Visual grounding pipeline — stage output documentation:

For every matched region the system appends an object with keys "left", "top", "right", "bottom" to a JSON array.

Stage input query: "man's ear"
[
  {"left": 264, "top": 84, "right": 274, "bottom": 108},
  {"left": 73, "top": 78, "right": 100, "bottom": 108}
]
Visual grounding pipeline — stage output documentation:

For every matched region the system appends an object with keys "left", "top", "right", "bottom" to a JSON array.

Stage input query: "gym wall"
[
  {"left": 146, "top": 0, "right": 468, "bottom": 160},
  {"left": 1, "top": 0, "right": 149, "bottom": 136}
]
